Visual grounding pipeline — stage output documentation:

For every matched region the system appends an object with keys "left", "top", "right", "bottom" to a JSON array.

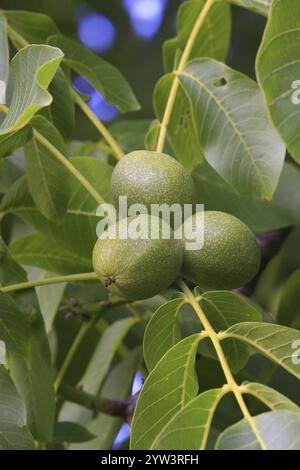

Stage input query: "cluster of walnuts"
[{"left": 92, "top": 151, "right": 261, "bottom": 300}]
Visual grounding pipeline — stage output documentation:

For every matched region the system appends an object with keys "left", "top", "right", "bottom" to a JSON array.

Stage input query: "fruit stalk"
[
  {"left": 70, "top": 89, "right": 124, "bottom": 161},
  {"left": 156, "top": 0, "right": 216, "bottom": 153}
]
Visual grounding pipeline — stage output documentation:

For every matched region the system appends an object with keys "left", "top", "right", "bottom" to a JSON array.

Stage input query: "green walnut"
[
  {"left": 110, "top": 150, "right": 195, "bottom": 211},
  {"left": 92, "top": 214, "right": 183, "bottom": 300},
  {"left": 181, "top": 211, "right": 261, "bottom": 290}
]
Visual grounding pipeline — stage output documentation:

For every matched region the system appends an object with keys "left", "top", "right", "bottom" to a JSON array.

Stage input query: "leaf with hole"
[{"left": 178, "top": 58, "right": 286, "bottom": 199}]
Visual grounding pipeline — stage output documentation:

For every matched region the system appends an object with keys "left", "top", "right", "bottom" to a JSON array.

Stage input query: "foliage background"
[{"left": 0, "top": 0, "right": 299, "bottom": 451}]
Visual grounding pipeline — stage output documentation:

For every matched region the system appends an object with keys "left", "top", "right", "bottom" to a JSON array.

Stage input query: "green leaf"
[
  {"left": 144, "top": 298, "right": 185, "bottom": 372},
  {"left": 25, "top": 115, "right": 70, "bottom": 221},
  {"left": 44, "top": 68, "right": 75, "bottom": 139},
  {"left": 256, "top": 0, "right": 300, "bottom": 164},
  {"left": 48, "top": 35, "right": 140, "bottom": 113},
  {"left": 216, "top": 410, "right": 300, "bottom": 450},
  {"left": 11, "top": 233, "right": 92, "bottom": 275},
  {"left": 53, "top": 422, "right": 96, "bottom": 444},
  {"left": 223, "top": 0, "right": 271, "bottom": 16},
  {"left": 221, "top": 322, "right": 300, "bottom": 379},
  {"left": 0, "top": 16, "right": 9, "bottom": 105},
  {"left": 152, "top": 387, "right": 228, "bottom": 450},
  {"left": 0, "top": 126, "right": 32, "bottom": 159},
  {"left": 199, "top": 291, "right": 262, "bottom": 373},
  {"left": 164, "top": 1, "right": 231, "bottom": 72},
  {"left": 0, "top": 237, "right": 27, "bottom": 286},
  {"left": 108, "top": 119, "right": 152, "bottom": 154},
  {"left": 4, "top": 10, "right": 59, "bottom": 44},
  {"left": 35, "top": 274, "right": 66, "bottom": 333},
  {"left": 178, "top": 58, "right": 286, "bottom": 200},
  {"left": 0, "top": 365, "right": 35, "bottom": 450},
  {"left": 0, "top": 45, "right": 63, "bottom": 138},
  {"left": 0, "top": 293, "right": 55, "bottom": 441},
  {"left": 1, "top": 157, "right": 113, "bottom": 259},
  {"left": 0, "top": 159, "right": 22, "bottom": 193},
  {"left": 131, "top": 334, "right": 201, "bottom": 450},
  {"left": 70, "top": 348, "right": 140, "bottom": 450},
  {"left": 278, "top": 269, "right": 300, "bottom": 329},
  {"left": 242, "top": 382, "right": 299, "bottom": 412},
  {"left": 80, "top": 318, "right": 138, "bottom": 394},
  {"left": 193, "top": 161, "right": 300, "bottom": 232}
]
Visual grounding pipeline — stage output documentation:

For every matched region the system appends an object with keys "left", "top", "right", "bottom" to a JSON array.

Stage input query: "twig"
[{"left": 59, "top": 382, "right": 138, "bottom": 421}]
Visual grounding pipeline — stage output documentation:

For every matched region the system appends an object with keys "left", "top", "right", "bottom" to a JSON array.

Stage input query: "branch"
[
  {"left": 0, "top": 272, "right": 98, "bottom": 294},
  {"left": 59, "top": 382, "right": 138, "bottom": 422}
]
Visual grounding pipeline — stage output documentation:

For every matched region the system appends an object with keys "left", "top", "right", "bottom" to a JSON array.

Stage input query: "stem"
[
  {"left": 177, "top": 279, "right": 267, "bottom": 450},
  {"left": 0, "top": 272, "right": 98, "bottom": 294},
  {"left": 33, "top": 130, "right": 106, "bottom": 205},
  {"left": 6, "top": 23, "right": 29, "bottom": 48},
  {"left": 156, "top": 0, "right": 215, "bottom": 153},
  {"left": 55, "top": 316, "right": 98, "bottom": 392},
  {"left": 70, "top": 89, "right": 124, "bottom": 161},
  {"left": 59, "top": 382, "right": 135, "bottom": 419}
]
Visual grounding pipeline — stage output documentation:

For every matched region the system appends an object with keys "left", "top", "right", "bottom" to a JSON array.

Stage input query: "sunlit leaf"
[
  {"left": 216, "top": 410, "right": 300, "bottom": 450},
  {"left": 0, "top": 45, "right": 63, "bottom": 138}
]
